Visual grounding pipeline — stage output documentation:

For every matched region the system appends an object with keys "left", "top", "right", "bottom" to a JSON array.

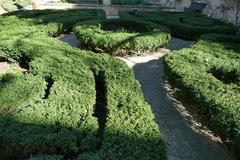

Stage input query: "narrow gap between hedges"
[
  {"left": 18, "top": 54, "right": 30, "bottom": 71},
  {"left": 0, "top": 57, "right": 10, "bottom": 62},
  {"left": 43, "top": 76, "right": 54, "bottom": 99},
  {"left": 63, "top": 71, "right": 108, "bottom": 159},
  {"left": 208, "top": 67, "right": 240, "bottom": 85},
  {"left": 92, "top": 71, "right": 108, "bottom": 150}
]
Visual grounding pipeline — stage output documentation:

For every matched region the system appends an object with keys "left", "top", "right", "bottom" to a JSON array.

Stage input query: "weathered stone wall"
[
  {"left": 201, "top": 0, "right": 239, "bottom": 25},
  {"left": 145, "top": 0, "right": 240, "bottom": 25}
]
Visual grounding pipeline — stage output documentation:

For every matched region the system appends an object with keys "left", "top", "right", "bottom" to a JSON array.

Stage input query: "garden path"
[
  {"left": 0, "top": 62, "right": 27, "bottom": 74},
  {"left": 58, "top": 34, "right": 236, "bottom": 160},
  {"left": 0, "top": 62, "right": 11, "bottom": 74},
  {"left": 57, "top": 33, "right": 80, "bottom": 47},
  {"left": 124, "top": 53, "right": 235, "bottom": 160},
  {"left": 23, "top": 1, "right": 174, "bottom": 18},
  {"left": 0, "top": 5, "right": 6, "bottom": 15}
]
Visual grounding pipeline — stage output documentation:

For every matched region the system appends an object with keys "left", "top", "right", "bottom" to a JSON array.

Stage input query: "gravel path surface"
[
  {"left": 0, "top": 62, "right": 27, "bottom": 74},
  {"left": 0, "top": 62, "right": 11, "bottom": 74},
  {"left": 168, "top": 37, "right": 195, "bottom": 50},
  {"left": 123, "top": 54, "right": 235, "bottom": 160},
  {"left": 57, "top": 33, "right": 80, "bottom": 47},
  {"left": 0, "top": 5, "right": 6, "bottom": 15},
  {"left": 58, "top": 34, "right": 235, "bottom": 160}
]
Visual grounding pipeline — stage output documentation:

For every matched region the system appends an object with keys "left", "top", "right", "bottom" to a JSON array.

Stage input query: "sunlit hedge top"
[{"left": 74, "top": 18, "right": 171, "bottom": 56}]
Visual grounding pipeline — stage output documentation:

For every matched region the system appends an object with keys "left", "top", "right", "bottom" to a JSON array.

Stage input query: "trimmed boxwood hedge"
[
  {"left": 0, "top": 9, "right": 166, "bottom": 160},
  {"left": 120, "top": 11, "right": 238, "bottom": 40},
  {"left": 165, "top": 34, "right": 240, "bottom": 158},
  {"left": 74, "top": 19, "right": 170, "bottom": 56}
]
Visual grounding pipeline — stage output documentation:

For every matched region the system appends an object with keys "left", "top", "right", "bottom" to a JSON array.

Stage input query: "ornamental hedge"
[
  {"left": 74, "top": 19, "right": 170, "bottom": 56},
  {"left": 165, "top": 34, "right": 240, "bottom": 157},
  {"left": 120, "top": 11, "right": 238, "bottom": 40},
  {"left": 0, "top": 9, "right": 166, "bottom": 160}
]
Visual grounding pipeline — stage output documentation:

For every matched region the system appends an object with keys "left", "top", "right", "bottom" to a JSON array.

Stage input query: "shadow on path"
[
  {"left": 57, "top": 33, "right": 80, "bottom": 47},
  {"left": 56, "top": 32, "right": 235, "bottom": 160},
  {"left": 132, "top": 57, "right": 235, "bottom": 160},
  {"left": 167, "top": 37, "right": 195, "bottom": 51}
]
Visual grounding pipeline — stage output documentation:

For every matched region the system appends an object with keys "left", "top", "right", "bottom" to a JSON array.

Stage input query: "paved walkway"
[
  {"left": 58, "top": 34, "right": 235, "bottom": 160},
  {"left": 168, "top": 37, "right": 194, "bottom": 50},
  {"left": 123, "top": 54, "right": 235, "bottom": 160},
  {"left": 0, "top": 62, "right": 27, "bottom": 74},
  {"left": 0, "top": 5, "right": 6, "bottom": 15},
  {"left": 0, "top": 62, "right": 11, "bottom": 74}
]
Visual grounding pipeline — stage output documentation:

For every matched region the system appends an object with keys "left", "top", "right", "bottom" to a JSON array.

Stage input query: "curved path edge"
[{"left": 121, "top": 52, "right": 235, "bottom": 160}]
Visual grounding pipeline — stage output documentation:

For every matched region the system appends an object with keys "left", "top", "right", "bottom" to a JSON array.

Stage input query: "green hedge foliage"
[
  {"left": 74, "top": 19, "right": 170, "bottom": 56},
  {"left": 165, "top": 34, "right": 240, "bottom": 158},
  {"left": 0, "top": 9, "right": 166, "bottom": 160},
  {"left": 120, "top": 11, "right": 238, "bottom": 40}
]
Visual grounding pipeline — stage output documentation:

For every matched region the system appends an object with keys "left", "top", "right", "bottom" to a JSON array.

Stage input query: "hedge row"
[
  {"left": 78, "top": 52, "right": 166, "bottom": 159},
  {"left": 120, "top": 11, "right": 238, "bottom": 40},
  {"left": 74, "top": 19, "right": 170, "bottom": 56},
  {"left": 0, "top": 9, "right": 166, "bottom": 159},
  {"left": 164, "top": 34, "right": 240, "bottom": 157},
  {"left": 0, "top": 35, "right": 99, "bottom": 159}
]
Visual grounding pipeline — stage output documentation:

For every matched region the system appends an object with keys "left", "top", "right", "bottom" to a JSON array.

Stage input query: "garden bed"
[
  {"left": 0, "top": 9, "right": 166, "bottom": 160},
  {"left": 74, "top": 18, "right": 170, "bottom": 56}
]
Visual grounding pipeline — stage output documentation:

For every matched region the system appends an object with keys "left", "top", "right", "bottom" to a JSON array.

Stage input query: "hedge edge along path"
[
  {"left": 0, "top": 9, "right": 166, "bottom": 160},
  {"left": 74, "top": 18, "right": 170, "bottom": 56},
  {"left": 165, "top": 34, "right": 240, "bottom": 158}
]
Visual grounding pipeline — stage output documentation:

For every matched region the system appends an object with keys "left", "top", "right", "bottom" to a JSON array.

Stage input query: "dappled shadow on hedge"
[
  {"left": 80, "top": 31, "right": 168, "bottom": 55},
  {"left": 74, "top": 18, "right": 170, "bottom": 56},
  {"left": 0, "top": 116, "right": 163, "bottom": 160},
  {"left": 208, "top": 67, "right": 240, "bottom": 85},
  {"left": 199, "top": 34, "right": 240, "bottom": 53},
  {"left": 121, "top": 11, "right": 238, "bottom": 41},
  {"left": 0, "top": 117, "right": 91, "bottom": 160},
  {"left": 111, "top": 31, "right": 168, "bottom": 54}
]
